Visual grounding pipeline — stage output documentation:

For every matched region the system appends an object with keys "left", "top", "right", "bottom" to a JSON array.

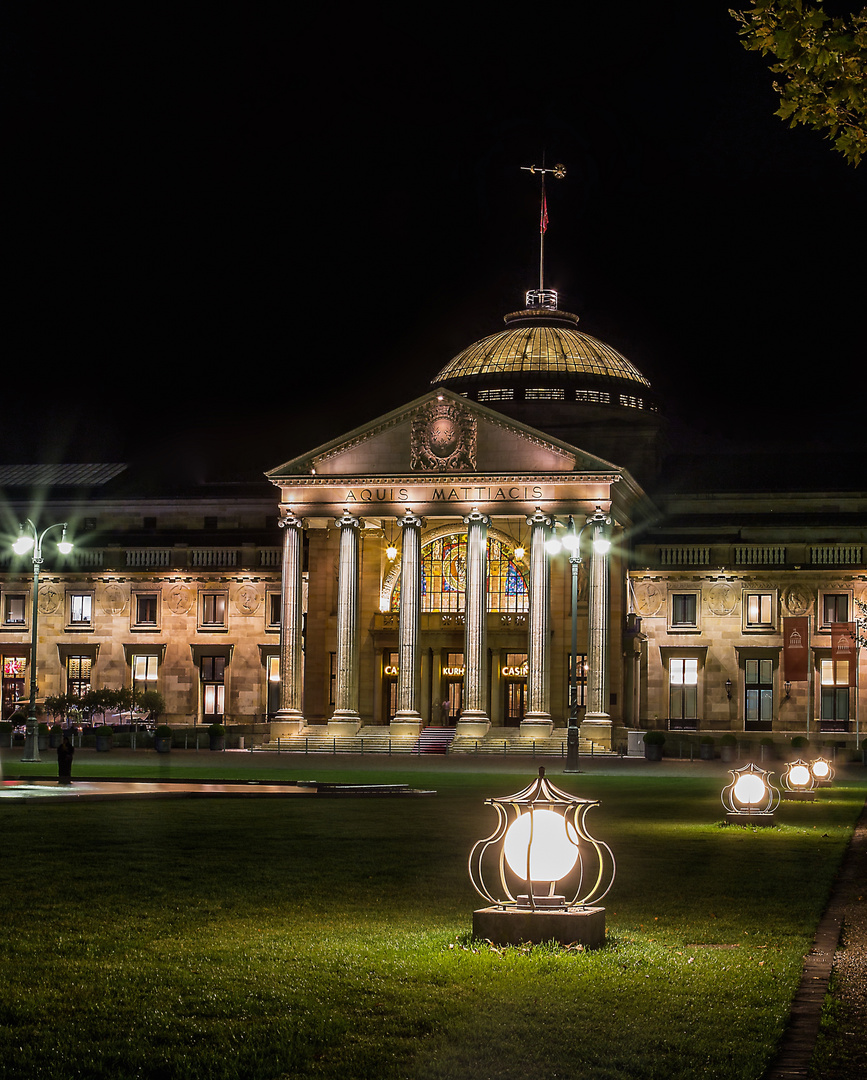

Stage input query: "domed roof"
[{"left": 432, "top": 307, "right": 650, "bottom": 390}]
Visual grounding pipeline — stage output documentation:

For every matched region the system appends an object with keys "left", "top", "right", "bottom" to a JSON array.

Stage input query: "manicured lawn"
[{"left": 0, "top": 760, "right": 864, "bottom": 1079}]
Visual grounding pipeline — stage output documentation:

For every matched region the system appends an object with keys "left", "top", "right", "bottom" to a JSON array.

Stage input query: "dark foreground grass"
[{"left": 0, "top": 769, "right": 864, "bottom": 1079}]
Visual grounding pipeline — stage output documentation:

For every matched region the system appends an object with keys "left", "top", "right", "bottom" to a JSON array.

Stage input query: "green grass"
[{"left": 0, "top": 765, "right": 864, "bottom": 1079}]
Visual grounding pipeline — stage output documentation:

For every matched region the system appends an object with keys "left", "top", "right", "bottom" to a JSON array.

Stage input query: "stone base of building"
[
  {"left": 389, "top": 719, "right": 423, "bottom": 739},
  {"left": 270, "top": 714, "right": 304, "bottom": 738},
  {"left": 520, "top": 717, "right": 554, "bottom": 738},
  {"left": 473, "top": 905, "right": 606, "bottom": 948},
  {"left": 580, "top": 717, "right": 613, "bottom": 751},
  {"left": 455, "top": 716, "right": 491, "bottom": 738},
  {"left": 328, "top": 717, "right": 362, "bottom": 736}
]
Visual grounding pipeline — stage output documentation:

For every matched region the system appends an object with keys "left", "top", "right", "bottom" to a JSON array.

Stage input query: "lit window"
[
  {"left": 820, "top": 658, "right": 849, "bottom": 726},
  {"left": 199, "top": 591, "right": 227, "bottom": 630},
  {"left": 67, "top": 655, "right": 92, "bottom": 697},
  {"left": 132, "top": 654, "right": 159, "bottom": 690},
  {"left": 3, "top": 594, "right": 26, "bottom": 625},
  {"left": 134, "top": 593, "right": 159, "bottom": 627},
  {"left": 821, "top": 592, "right": 849, "bottom": 627},
  {"left": 68, "top": 593, "right": 93, "bottom": 627},
  {"left": 744, "top": 592, "right": 776, "bottom": 631},
  {"left": 478, "top": 389, "right": 515, "bottom": 402},
  {"left": 669, "top": 658, "right": 698, "bottom": 723},
  {"left": 201, "top": 656, "right": 226, "bottom": 719},
  {"left": 525, "top": 388, "right": 565, "bottom": 400}
]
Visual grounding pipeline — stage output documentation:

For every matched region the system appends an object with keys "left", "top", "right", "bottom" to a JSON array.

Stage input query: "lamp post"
[
  {"left": 546, "top": 507, "right": 611, "bottom": 770},
  {"left": 12, "top": 519, "right": 73, "bottom": 762}
]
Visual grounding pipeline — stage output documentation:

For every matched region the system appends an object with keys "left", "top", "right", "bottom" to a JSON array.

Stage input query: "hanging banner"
[
  {"left": 831, "top": 623, "right": 857, "bottom": 687},
  {"left": 783, "top": 617, "right": 809, "bottom": 682}
]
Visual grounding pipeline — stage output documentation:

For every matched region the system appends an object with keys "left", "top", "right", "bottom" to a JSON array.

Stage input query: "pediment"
[{"left": 266, "top": 389, "right": 621, "bottom": 481}]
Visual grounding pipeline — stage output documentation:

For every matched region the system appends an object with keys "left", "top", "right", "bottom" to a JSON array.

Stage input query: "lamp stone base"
[
  {"left": 725, "top": 812, "right": 776, "bottom": 827},
  {"left": 473, "top": 905, "right": 606, "bottom": 948},
  {"left": 782, "top": 790, "right": 816, "bottom": 801}
]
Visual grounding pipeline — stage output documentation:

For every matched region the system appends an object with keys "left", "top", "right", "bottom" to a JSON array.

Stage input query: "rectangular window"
[
  {"left": 820, "top": 658, "right": 850, "bottom": 727},
  {"left": 268, "top": 592, "right": 281, "bottom": 628},
  {"left": 669, "top": 592, "right": 699, "bottom": 630},
  {"left": 201, "top": 656, "right": 226, "bottom": 719},
  {"left": 820, "top": 592, "right": 850, "bottom": 629},
  {"left": 745, "top": 659, "right": 773, "bottom": 726},
  {"left": 132, "top": 654, "right": 159, "bottom": 691},
  {"left": 134, "top": 594, "right": 159, "bottom": 626},
  {"left": 67, "top": 656, "right": 92, "bottom": 698},
  {"left": 568, "top": 653, "right": 588, "bottom": 708},
  {"left": 744, "top": 592, "right": 775, "bottom": 630},
  {"left": 267, "top": 655, "right": 280, "bottom": 717},
  {"left": 69, "top": 593, "right": 93, "bottom": 626},
  {"left": 3, "top": 595, "right": 26, "bottom": 625},
  {"left": 199, "top": 591, "right": 227, "bottom": 629},
  {"left": 669, "top": 658, "right": 698, "bottom": 724}
]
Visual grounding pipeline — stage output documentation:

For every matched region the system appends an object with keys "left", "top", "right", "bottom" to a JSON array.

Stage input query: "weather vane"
[{"left": 521, "top": 161, "right": 566, "bottom": 297}]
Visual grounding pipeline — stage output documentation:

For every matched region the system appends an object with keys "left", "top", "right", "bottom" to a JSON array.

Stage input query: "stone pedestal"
[
  {"left": 271, "top": 716, "right": 303, "bottom": 739},
  {"left": 782, "top": 790, "right": 815, "bottom": 801},
  {"left": 473, "top": 905, "right": 606, "bottom": 948},
  {"left": 328, "top": 719, "right": 362, "bottom": 737},
  {"left": 455, "top": 718, "right": 491, "bottom": 739},
  {"left": 520, "top": 719, "right": 554, "bottom": 739},
  {"left": 725, "top": 812, "right": 776, "bottom": 827},
  {"left": 390, "top": 719, "right": 423, "bottom": 739},
  {"left": 581, "top": 718, "right": 613, "bottom": 751}
]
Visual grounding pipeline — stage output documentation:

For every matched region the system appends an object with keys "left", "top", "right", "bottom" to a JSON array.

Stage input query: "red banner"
[
  {"left": 783, "top": 617, "right": 809, "bottom": 682},
  {"left": 831, "top": 623, "right": 857, "bottom": 686}
]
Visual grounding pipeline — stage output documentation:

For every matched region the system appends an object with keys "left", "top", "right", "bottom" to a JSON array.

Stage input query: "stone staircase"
[{"left": 256, "top": 725, "right": 615, "bottom": 757}]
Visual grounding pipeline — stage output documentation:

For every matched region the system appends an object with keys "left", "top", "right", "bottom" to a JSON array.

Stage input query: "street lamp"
[
  {"left": 545, "top": 507, "right": 611, "bottom": 771},
  {"left": 11, "top": 519, "right": 73, "bottom": 762}
]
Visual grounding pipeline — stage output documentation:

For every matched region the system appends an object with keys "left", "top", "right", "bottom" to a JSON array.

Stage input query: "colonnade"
[{"left": 274, "top": 507, "right": 612, "bottom": 742}]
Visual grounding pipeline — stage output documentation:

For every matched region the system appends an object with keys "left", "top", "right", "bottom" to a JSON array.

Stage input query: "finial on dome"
[{"left": 520, "top": 159, "right": 566, "bottom": 295}]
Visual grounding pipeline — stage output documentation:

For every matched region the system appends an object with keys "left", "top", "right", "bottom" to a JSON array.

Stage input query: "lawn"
[{"left": 0, "top": 759, "right": 864, "bottom": 1079}]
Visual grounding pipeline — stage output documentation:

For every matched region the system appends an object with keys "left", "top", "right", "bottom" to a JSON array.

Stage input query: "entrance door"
[{"left": 503, "top": 681, "right": 525, "bottom": 726}]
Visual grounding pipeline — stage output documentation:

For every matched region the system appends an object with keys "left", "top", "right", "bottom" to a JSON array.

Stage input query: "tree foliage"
[{"left": 731, "top": 2, "right": 867, "bottom": 165}]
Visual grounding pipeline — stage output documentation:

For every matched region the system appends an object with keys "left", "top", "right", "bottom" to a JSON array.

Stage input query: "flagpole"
[{"left": 520, "top": 161, "right": 565, "bottom": 301}]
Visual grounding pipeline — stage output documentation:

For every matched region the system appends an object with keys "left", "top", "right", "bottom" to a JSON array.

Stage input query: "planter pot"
[
  {"left": 95, "top": 735, "right": 112, "bottom": 752},
  {"left": 154, "top": 737, "right": 172, "bottom": 754},
  {"left": 644, "top": 744, "right": 663, "bottom": 761},
  {"left": 720, "top": 746, "right": 736, "bottom": 763},
  {"left": 209, "top": 736, "right": 225, "bottom": 752},
  {"left": 699, "top": 743, "right": 715, "bottom": 761},
  {"left": 38, "top": 736, "right": 49, "bottom": 751},
  {"left": 49, "top": 730, "right": 64, "bottom": 749}
]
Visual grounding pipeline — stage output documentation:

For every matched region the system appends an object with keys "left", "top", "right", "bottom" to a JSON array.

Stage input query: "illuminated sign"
[
  {"left": 501, "top": 663, "right": 529, "bottom": 678},
  {"left": 442, "top": 666, "right": 464, "bottom": 677},
  {"left": 384, "top": 665, "right": 399, "bottom": 676}
]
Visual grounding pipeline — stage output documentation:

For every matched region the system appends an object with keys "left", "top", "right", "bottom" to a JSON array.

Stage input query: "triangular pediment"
[{"left": 266, "top": 389, "right": 622, "bottom": 480}]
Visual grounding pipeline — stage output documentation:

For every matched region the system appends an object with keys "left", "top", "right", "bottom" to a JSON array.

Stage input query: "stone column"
[
  {"left": 581, "top": 513, "right": 613, "bottom": 750},
  {"left": 330, "top": 511, "right": 362, "bottom": 734},
  {"left": 272, "top": 512, "right": 306, "bottom": 737},
  {"left": 391, "top": 510, "right": 424, "bottom": 737},
  {"left": 456, "top": 509, "right": 491, "bottom": 737},
  {"left": 521, "top": 509, "right": 554, "bottom": 737}
]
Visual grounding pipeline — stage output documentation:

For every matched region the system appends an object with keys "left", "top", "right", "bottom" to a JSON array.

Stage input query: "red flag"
[
  {"left": 540, "top": 191, "right": 548, "bottom": 234},
  {"left": 783, "top": 617, "right": 809, "bottom": 682},
  {"left": 831, "top": 623, "right": 857, "bottom": 686}
]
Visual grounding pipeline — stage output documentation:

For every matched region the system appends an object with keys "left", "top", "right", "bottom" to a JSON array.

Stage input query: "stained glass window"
[{"left": 390, "top": 534, "right": 528, "bottom": 613}]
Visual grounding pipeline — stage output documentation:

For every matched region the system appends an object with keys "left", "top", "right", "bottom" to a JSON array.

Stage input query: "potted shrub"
[
  {"left": 154, "top": 725, "right": 173, "bottom": 753},
  {"left": 643, "top": 730, "right": 665, "bottom": 761},
  {"left": 760, "top": 736, "right": 775, "bottom": 761},
  {"left": 720, "top": 733, "right": 738, "bottom": 762},
  {"left": 790, "top": 735, "right": 808, "bottom": 760},
  {"left": 95, "top": 724, "right": 113, "bottom": 752},
  {"left": 699, "top": 735, "right": 715, "bottom": 760},
  {"left": 207, "top": 723, "right": 226, "bottom": 751}
]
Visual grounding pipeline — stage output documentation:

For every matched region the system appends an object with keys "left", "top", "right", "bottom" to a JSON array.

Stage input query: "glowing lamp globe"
[
  {"left": 503, "top": 809, "right": 580, "bottom": 882},
  {"left": 782, "top": 759, "right": 816, "bottom": 800},
  {"left": 722, "top": 762, "right": 779, "bottom": 825},
  {"left": 810, "top": 757, "right": 835, "bottom": 785},
  {"left": 789, "top": 764, "right": 810, "bottom": 787}
]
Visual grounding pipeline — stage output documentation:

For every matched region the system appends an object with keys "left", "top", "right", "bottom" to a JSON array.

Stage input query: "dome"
[{"left": 429, "top": 304, "right": 656, "bottom": 408}]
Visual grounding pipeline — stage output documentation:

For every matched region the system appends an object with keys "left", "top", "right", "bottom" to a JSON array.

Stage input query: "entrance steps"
[{"left": 256, "top": 725, "right": 616, "bottom": 757}]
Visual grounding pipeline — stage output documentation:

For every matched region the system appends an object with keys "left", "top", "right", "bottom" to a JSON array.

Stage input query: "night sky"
[{"left": 4, "top": 7, "right": 865, "bottom": 487}]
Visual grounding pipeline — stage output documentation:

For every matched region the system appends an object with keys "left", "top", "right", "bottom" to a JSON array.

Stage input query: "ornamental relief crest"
[{"left": 410, "top": 401, "right": 476, "bottom": 472}]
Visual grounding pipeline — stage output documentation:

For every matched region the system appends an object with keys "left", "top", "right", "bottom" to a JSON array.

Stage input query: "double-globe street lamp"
[
  {"left": 12, "top": 519, "right": 73, "bottom": 762},
  {"left": 545, "top": 508, "right": 611, "bottom": 771}
]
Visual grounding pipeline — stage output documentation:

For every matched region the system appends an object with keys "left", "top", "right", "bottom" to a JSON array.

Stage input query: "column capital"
[
  {"left": 278, "top": 511, "right": 306, "bottom": 531},
  {"left": 527, "top": 507, "right": 554, "bottom": 528},
  {"left": 397, "top": 509, "right": 425, "bottom": 530},
  {"left": 462, "top": 508, "right": 491, "bottom": 527},
  {"left": 335, "top": 511, "right": 361, "bottom": 530}
]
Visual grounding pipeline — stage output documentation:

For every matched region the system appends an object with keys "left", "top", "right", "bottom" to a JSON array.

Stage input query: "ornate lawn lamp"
[
  {"left": 721, "top": 762, "right": 780, "bottom": 825},
  {"left": 469, "top": 767, "right": 615, "bottom": 946},
  {"left": 810, "top": 757, "right": 835, "bottom": 786},
  {"left": 781, "top": 759, "right": 816, "bottom": 801}
]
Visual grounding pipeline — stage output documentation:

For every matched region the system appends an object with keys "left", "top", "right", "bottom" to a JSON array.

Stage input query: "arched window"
[{"left": 389, "top": 533, "right": 528, "bottom": 614}]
